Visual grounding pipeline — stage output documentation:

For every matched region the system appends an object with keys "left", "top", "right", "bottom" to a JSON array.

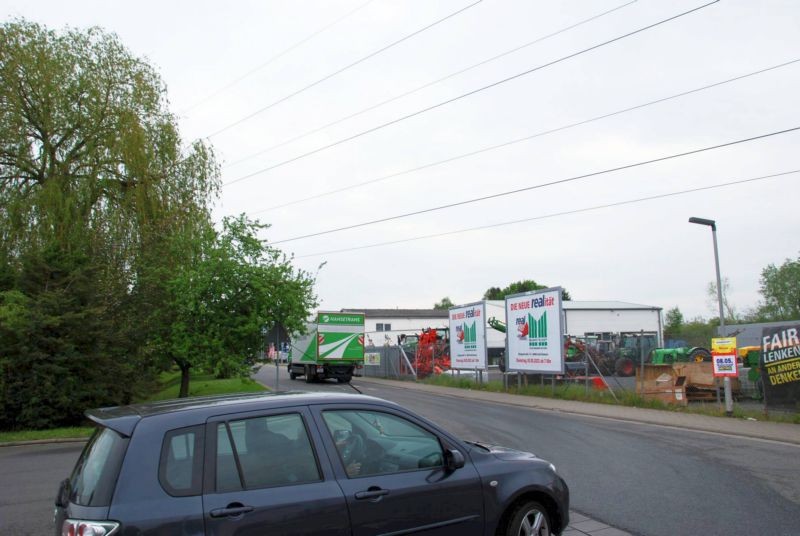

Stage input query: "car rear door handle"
[
  {"left": 355, "top": 488, "right": 390, "bottom": 500},
  {"left": 210, "top": 505, "right": 254, "bottom": 518}
]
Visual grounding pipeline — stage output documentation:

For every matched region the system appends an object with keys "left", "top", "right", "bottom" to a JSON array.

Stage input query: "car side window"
[
  {"left": 159, "top": 425, "right": 204, "bottom": 497},
  {"left": 322, "top": 410, "right": 443, "bottom": 478},
  {"left": 215, "top": 413, "right": 321, "bottom": 491}
]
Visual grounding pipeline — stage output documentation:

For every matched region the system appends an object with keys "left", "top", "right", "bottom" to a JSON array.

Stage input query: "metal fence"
[{"left": 361, "top": 346, "right": 416, "bottom": 380}]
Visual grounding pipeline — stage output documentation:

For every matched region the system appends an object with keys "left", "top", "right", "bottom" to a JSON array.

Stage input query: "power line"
[
  {"left": 295, "top": 169, "right": 800, "bottom": 257},
  {"left": 224, "top": 0, "right": 720, "bottom": 187},
  {"left": 181, "top": 0, "right": 378, "bottom": 115},
  {"left": 224, "top": 0, "right": 639, "bottom": 169},
  {"left": 269, "top": 125, "right": 800, "bottom": 244},
  {"left": 246, "top": 58, "right": 800, "bottom": 214},
  {"left": 205, "top": 0, "right": 485, "bottom": 139}
]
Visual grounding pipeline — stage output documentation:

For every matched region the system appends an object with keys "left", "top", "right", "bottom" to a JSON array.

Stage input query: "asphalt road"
[
  {"left": 0, "top": 441, "right": 84, "bottom": 535},
  {"left": 258, "top": 365, "right": 800, "bottom": 536}
]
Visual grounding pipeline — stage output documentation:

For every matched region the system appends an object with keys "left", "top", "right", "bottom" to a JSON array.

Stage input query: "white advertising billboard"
[
  {"left": 448, "top": 302, "right": 487, "bottom": 370},
  {"left": 505, "top": 288, "right": 565, "bottom": 373}
]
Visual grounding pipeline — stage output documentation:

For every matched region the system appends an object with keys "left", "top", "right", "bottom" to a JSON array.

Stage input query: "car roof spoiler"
[{"left": 85, "top": 406, "right": 141, "bottom": 438}]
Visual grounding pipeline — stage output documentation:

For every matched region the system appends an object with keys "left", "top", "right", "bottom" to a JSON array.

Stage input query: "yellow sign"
[{"left": 712, "top": 337, "right": 737, "bottom": 354}]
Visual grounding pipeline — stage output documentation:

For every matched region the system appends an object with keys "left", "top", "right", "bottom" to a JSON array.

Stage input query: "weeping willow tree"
[{"left": 0, "top": 20, "right": 219, "bottom": 428}]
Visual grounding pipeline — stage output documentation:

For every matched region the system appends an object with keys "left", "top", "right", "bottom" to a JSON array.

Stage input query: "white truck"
[{"left": 288, "top": 312, "right": 365, "bottom": 383}]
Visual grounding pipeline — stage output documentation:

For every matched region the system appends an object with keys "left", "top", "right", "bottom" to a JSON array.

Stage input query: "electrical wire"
[
  {"left": 223, "top": 0, "right": 639, "bottom": 169},
  {"left": 296, "top": 169, "right": 800, "bottom": 257},
  {"left": 181, "top": 0, "right": 378, "bottom": 115},
  {"left": 205, "top": 0, "right": 485, "bottom": 139},
  {"left": 223, "top": 0, "right": 720, "bottom": 187},
  {"left": 269, "top": 125, "right": 800, "bottom": 244},
  {"left": 245, "top": 58, "right": 800, "bottom": 214}
]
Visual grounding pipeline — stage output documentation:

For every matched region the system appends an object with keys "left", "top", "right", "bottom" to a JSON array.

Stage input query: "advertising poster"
[
  {"left": 761, "top": 324, "right": 800, "bottom": 410},
  {"left": 505, "top": 288, "right": 565, "bottom": 373},
  {"left": 449, "top": 302, "right": 487, "bottom": 369},
  {"left": 711, "top": 337, "right": 738, "bottom": 377},
  {"left": 364, "top": 352, "right": 381, "bottom": 366}
]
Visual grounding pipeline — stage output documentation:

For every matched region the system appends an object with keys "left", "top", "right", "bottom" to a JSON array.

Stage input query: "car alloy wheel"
[{"left": 508, "top": 501, "right": 551, "bottom": 536}]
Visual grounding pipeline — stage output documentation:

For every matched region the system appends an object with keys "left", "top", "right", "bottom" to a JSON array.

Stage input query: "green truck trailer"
[{"left": 288, "top": 312, "right": 365, "bottom": 383}]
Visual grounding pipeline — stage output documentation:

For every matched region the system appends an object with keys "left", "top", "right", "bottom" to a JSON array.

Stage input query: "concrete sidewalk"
[{"left": 355, "top": 376, "right": 800, "bottom": 445}]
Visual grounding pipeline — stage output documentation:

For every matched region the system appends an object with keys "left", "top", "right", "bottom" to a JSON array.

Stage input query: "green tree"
[
  {"left": 0, "top": 20, "right": 218, "bottom": 428},
  {"left": 664, "top": 306, "right": 684, "bottom": 340},
  {"left": 755, "top": 254, "right": 800, "bottom": 321},
  {"left": 706, "top": 277, "right": 738, "bottom": 323},
  {"left": 433, "top": 297, "right": 454, "bottom": 309},
  {"left": 483, "top": 280, "right": 571, "bottom": 301},
  {"left": 160, "top": 216, "right": 317, "bottom": 397}
]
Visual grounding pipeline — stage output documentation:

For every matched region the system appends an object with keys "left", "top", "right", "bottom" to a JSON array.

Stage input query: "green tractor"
[
  {"left": 586, "top": 332, "right": 659, "bottom": 377},
  {"left": 649, "top": 346, "right": 712, "bottom": 365}
]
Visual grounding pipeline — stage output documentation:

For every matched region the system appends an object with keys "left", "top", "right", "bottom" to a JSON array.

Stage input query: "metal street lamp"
[{"left": 689, "top": 217, "right": 733, "bottom": 416}]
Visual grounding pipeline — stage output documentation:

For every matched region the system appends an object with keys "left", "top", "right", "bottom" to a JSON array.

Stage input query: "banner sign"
[
  {"left": 449, "top": 302, "right": 487, "bottom": 369},
  {"left": 711, "top": 337, "right": 738, "bottom": 377},
  {"left": 761, "top": 324, "right": 800, "bottom": 410},
  {"left": 505, "top": 288, "right": 565, "bottom": 373},
  {"left": 317, "top": 311, "right": 365, "bottom": 360},
  {"left": 365, "top": 352, "right": 381, "bottom": 366}
]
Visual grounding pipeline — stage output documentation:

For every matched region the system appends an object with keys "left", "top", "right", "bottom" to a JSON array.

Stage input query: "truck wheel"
[
  {"left": 304, "top": 366, "right": 315, "bottom": 383},
  {"left": 337, "top": 376, "right": 352, "bottom": 384},
  {"left": 289, "top": 369, "right": 298, "bottom": 380}
]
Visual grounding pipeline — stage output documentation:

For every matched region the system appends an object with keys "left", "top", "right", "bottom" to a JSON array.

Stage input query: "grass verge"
[
  {"left": 423, "top": 374, "right": 800, "bottom": 424},
  {"left": 1, "top": 370, "right": 267, "bottom": 443}
]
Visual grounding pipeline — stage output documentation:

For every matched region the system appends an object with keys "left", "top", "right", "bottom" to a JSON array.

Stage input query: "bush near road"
[{"left": 0, "top": 370, "right": 266, "bottom": 443}]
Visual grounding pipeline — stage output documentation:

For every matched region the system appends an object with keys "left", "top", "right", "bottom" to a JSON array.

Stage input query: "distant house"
[{"left": 340, "top": 308, "right": 448, "bottom": 347}]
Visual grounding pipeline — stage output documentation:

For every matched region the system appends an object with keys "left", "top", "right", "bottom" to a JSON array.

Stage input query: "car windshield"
[{"left": 69, "top": 427, "right": 129, "bottom": 507}]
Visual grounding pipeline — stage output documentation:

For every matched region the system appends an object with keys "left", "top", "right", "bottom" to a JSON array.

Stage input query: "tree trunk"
[{"left": 179, "top": 363, "right": 191, "bottom": 398}]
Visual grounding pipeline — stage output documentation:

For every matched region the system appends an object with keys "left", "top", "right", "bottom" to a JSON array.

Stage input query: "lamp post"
[{"left": 688, "top": 217, "right": 733, "bottom": 416}]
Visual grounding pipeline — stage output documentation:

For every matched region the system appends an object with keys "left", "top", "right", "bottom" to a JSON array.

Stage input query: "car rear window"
[{"left": 69, "top": 427, "right": 128, "bottom": 507}]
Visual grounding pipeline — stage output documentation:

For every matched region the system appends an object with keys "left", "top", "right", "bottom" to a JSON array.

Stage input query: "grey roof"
[
  {"left": 347, "top": 302, "right": 661, "bottom": 318},
  {"left": 562, "top": 301, "right": 661, "bottom": 311},
  {"left": 487, "top": 300, "right": 661, "bottom": 311},
  {"left": 341, "top": 308, "right": 448, "bottom": 319}
]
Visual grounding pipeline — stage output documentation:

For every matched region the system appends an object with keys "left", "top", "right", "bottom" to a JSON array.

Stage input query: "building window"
[{"left": 376, "top": 323, "right": 391, "bottom": 332}]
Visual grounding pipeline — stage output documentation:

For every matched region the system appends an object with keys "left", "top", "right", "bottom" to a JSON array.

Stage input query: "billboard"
[
  {"left": 449, "top": 302, "right": 487, "bottom": 369},
  {"left": 761, "top": 324, "right": 800, "bottom": 410},
  {"left": 505, "top": 288, "right": 565, "bottom": 373}
]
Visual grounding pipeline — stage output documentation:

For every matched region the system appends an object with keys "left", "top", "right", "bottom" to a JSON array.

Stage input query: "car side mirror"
[
  {"left": 445, "top": 449, "right": 465, "bottom": 472},
  {"left": 55, "top": 478, "right": 69, "bottom": 508}
]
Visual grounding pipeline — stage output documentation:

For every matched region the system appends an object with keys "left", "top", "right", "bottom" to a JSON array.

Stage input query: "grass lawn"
[
  {"left": 144, "top": 370, "right": 266, "bottom": 401},
  {"left": 0, "top": 370, "right": 267, "bottom": 443}
]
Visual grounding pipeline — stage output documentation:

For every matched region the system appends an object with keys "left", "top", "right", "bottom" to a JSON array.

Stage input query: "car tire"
[{"left": 505, "top": 500, "right": 551, "bottom": 536}]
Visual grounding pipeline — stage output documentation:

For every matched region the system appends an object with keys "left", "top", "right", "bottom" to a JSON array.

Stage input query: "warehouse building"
[{"left": 344, "top": 300, "right": 663, "bottom": 346}]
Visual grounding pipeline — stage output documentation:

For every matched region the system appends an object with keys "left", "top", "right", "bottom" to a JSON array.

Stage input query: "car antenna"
[{"left": 348, "top": 382, "right": 362, "bottom": 394}]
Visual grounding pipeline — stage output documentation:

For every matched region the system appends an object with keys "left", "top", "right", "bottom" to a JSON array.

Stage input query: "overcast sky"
[{"left": 5, "top": 0, "right": 799, "bottom": 321}]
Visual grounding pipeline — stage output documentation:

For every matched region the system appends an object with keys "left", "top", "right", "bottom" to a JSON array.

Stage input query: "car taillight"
[{"left": 61, "top": 520, "right": 119, "bottom": 536}]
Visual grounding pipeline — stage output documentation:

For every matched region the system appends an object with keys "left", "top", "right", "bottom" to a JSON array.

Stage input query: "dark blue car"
[{"left": 55, "top": 392, "right": 569, "bottom": 535}]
